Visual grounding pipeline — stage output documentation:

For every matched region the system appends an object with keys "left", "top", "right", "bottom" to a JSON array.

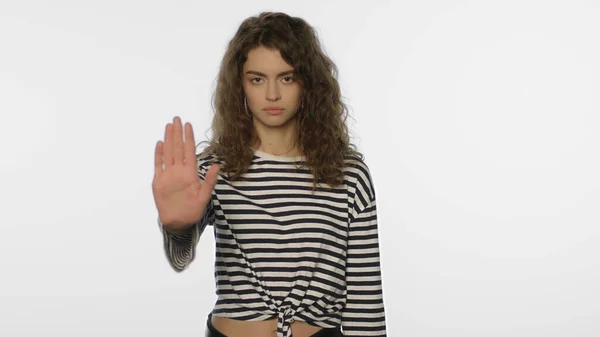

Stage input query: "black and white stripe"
[{"left": 159, "top": 150, "right": 387, "bottom": 336}]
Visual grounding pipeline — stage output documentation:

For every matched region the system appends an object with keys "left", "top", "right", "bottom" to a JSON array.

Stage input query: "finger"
[
  {"left": 163, "top": 123, "right": 174, "bottom": 167},
  {"left": 154, "top": 140, "right": 164, "bottom": 175},
  {"left": 203, "top": 163, "right": 221, "bottom": 188},
  {"left": 200, "top": 164, "right": 219, "bottom": 201},
  {"left": 184, "top": 122, "right": 196, "bottom": 165},
  {"left": 172, "top": 116, "right": 184, "bottom": 164}
]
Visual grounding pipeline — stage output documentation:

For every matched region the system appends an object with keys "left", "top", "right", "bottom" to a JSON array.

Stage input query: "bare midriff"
[{"left": 211, "top": 316, "right": 323, "bottom": 337}]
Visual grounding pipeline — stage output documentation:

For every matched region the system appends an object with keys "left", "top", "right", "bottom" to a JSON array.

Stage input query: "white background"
[{"left": 1, "top": 0, "right": 599, "bottom": 336}]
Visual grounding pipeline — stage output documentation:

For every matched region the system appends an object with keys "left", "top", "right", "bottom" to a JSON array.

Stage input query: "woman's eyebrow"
[{"left": 245, "top": 70, "right": 295, "bottom": 77}]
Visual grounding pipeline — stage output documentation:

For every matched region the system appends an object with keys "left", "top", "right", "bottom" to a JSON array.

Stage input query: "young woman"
[{"left": 152, "top": 12, "right": 387, "bottom": 337}]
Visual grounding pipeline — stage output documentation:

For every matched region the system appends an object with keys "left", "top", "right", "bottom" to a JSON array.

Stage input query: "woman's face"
[{"left": 241, "top": 46, "right": 303, "bottom": 129}]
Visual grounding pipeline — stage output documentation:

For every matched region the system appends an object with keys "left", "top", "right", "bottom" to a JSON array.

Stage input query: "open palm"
[{"left": 152, "top": 117, "right": 219, "bottom": 233}]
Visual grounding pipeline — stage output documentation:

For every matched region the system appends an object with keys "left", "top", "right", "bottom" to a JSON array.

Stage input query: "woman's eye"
[{"left": 250, "top": 77, "right": 294, "bottom": 84}]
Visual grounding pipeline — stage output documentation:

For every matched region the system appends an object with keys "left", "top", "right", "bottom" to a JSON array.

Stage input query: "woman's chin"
[{"left": 254, "top": 114, "right": 296, "bottom": 128}]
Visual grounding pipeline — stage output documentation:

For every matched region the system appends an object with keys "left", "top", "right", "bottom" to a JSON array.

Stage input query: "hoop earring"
[{"left": 244, "top": 96, "right": 252, "bottom": 118}]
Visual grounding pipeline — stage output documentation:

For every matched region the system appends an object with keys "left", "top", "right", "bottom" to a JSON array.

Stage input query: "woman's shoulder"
[
  {"left": 343, "top": 152, "right": 376, "bottom": 201},
  {"left": 196, "top": 151, "right": 220, "bottom": 166},
  {"left": 343, "top": 152, "right": 369, "bottom": 172},
  {"left": 343, "top": 152, "right": 371, "bottom": 181},
  {"left": 194, "top": 149, "right": 222, "bottom": 180}
]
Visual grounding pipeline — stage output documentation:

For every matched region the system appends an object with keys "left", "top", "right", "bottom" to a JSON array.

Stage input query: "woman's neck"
[{"left": 251, "top": 122, "right": 303, "bottom": 156}]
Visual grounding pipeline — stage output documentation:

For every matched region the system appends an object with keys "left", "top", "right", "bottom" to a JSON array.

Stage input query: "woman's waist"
[{"left": 210, "top": 316, "right": 323, "bottom": 337}]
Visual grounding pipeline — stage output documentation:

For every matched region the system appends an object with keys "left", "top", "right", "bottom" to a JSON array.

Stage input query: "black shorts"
[{"left": 205, "top": 313, "right": 344, "bottom": 337}]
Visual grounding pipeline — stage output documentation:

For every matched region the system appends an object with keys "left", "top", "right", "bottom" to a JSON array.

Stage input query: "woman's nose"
[{"left": 266, "top": 83, "right": 281, "bottom": 101}]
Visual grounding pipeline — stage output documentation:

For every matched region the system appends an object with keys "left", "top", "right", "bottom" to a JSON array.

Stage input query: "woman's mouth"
[{"left": 264, "top": 109, "right": 284, "bottom": 115}]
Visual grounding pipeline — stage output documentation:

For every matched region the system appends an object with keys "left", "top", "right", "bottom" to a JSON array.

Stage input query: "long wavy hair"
[{"left": 197, "top": 11, "right": 364, "bottom": 190}]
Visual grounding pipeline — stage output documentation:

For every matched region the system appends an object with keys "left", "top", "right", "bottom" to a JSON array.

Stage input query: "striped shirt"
[{"left": 159, "top": 149, "right": 387, "bottom": 337}]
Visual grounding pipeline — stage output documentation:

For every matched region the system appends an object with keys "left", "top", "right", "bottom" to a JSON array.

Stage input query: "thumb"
[{"left": 203, "top": 164, "right": 221, "bottom": 187}]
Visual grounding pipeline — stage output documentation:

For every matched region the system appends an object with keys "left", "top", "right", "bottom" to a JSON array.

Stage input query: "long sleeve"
[
  {"left": 158, "top": 153, "right": 219, "bottom": 272},
  {"left": 342, "top": 185, "right": 387, "bottom": 335},
  {"left": 158, "top": 197, "right": 215, "bottom": 272}
]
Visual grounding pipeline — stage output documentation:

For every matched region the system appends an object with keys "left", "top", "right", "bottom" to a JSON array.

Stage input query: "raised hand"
[{"left": 152, "top": 116, "right": 220, "bottom": 234}]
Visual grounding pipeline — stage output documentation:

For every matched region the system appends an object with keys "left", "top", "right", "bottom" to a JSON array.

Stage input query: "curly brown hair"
[{"left": 197, "top": 11, "right": 364, "bottom": 191}]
